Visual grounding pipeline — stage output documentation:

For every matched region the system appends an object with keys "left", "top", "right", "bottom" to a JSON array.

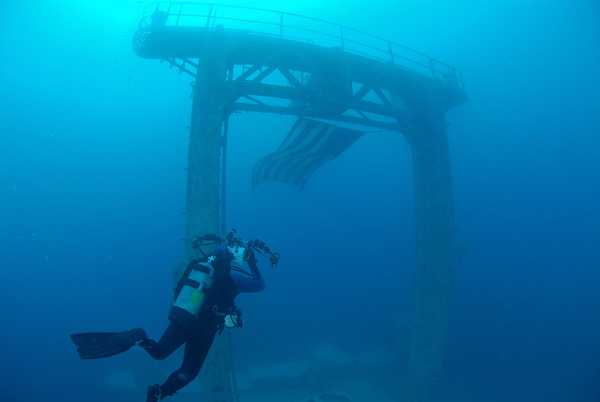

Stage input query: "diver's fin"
[
  {"left": 74, "top": 340, "right": 133, "bottom": 359},
  {"left": 71, "top": 332, "right": 118, "bottom": 347},
  {"left": 70, "top": 328, "right": 146, "bottom": 359}
]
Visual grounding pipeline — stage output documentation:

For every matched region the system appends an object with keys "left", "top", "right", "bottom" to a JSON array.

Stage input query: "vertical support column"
[
  {"left": 185, "top": 60, "right": 225, "bottom": 258},
  {"left": 404, "top": 96, "right": 455, "bottom": 402},
  {"left": 185, "top": 47, "right": 233, "bottom": 402}
]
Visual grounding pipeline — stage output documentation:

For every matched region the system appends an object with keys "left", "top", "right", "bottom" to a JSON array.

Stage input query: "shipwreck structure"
[{"left": 133, "top": 3, "right": 468, "bottom": 401}]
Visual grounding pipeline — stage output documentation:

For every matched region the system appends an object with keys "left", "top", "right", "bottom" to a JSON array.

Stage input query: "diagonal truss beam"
[{"left": 158, "top": 54, "right": 409, "bottom": 131}]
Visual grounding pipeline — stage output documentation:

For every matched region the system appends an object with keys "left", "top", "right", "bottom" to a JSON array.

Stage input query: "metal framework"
[
  {"left": 137, "top": 2, "right": 465, "bottom": 87},
  {"left": 132, "top": 3, "right": 469, "bottom": 402},
  {"left": 134, "top": 2, "right": 467, "bottom": 133}
]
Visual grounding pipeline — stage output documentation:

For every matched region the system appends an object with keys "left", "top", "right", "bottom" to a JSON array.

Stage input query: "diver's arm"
[{"left": 232, "top": 251, "right": 265, "bottom": 293}]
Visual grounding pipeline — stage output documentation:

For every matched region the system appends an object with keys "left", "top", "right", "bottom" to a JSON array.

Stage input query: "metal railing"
[{"left": 139, "top": 2, "right": 465, "bottom": 90}]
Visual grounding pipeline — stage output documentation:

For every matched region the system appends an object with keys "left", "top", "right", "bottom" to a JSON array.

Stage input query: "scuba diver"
[{"left": 71, "top": 229, "right": 279, "bottom": 401}]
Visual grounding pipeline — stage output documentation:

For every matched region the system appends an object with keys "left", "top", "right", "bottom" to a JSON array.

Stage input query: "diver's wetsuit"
[{"left": 141, "top": 245, "right": 265, "bottom": 399}]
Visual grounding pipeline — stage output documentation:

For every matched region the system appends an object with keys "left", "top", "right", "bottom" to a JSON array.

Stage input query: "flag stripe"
[
  {"left": 252, "top": 118, "right": 364, "bottom": 189},
  {"left": 253, "top": 120, "right": 326, "bottom": 185}
]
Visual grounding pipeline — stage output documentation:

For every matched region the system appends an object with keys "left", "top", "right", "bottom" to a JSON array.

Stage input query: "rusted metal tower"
[{"left": 133, "top": 3, "right": 468, "bottom": 401}]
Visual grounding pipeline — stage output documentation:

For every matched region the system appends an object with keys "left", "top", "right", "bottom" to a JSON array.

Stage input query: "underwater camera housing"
[
  {"left": 191, "top": 233, "right": 221, "bottom": 251},
  {"left": 248, "top": 238, "right": 280, "bottom": 268},
  {"left": 193, "top": 229, "right": 280, "bottom": 268},
  {"left": 227, "top": 229, "right": 280, "bottom": 268}
]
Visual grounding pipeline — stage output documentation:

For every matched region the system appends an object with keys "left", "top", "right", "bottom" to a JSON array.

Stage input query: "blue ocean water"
[{"left": 1, "top": 1, "right": 598, "bottom": 401}]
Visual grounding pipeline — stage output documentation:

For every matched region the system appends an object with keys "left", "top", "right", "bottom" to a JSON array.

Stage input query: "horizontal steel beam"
[{"left": 231, "top": 102, "right": 405, "bottom": 131}]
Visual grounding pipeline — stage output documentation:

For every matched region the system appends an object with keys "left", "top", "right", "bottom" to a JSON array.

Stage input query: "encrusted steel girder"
[
  {"left": 167, "top": 55, "right": 410, "bottom": 131},
  {"left": 229, "top": 81, "right": 407, "bottom": 130},
  {"left": 166, "top": 44, "right": 416, "bottom": 129}
]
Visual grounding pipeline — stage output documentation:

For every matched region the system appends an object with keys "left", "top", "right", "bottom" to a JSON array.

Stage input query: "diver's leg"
[
  {"left": 157, "top": 326, "right": 218, "bottom": 398},
  {"left": 140, "top": 320, "right": 187, "bottom": 360}
]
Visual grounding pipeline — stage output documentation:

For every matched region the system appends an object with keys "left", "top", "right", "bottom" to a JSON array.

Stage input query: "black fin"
[
  {"left": 70, "top": 328, "right": 146, "bottom": 359},
  {"left": 70, "top": 332, "right": 118, "bottom": 347}
]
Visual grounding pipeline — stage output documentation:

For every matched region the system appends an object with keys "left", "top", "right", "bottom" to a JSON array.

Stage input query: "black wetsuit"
[{"left": 141, "top": 245, "right": 264, "bottom": 398}]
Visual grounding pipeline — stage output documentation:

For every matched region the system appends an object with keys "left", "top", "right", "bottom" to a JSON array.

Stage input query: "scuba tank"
[{"left": 170, "top": 260, "right": 215, "bottom": 325}]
